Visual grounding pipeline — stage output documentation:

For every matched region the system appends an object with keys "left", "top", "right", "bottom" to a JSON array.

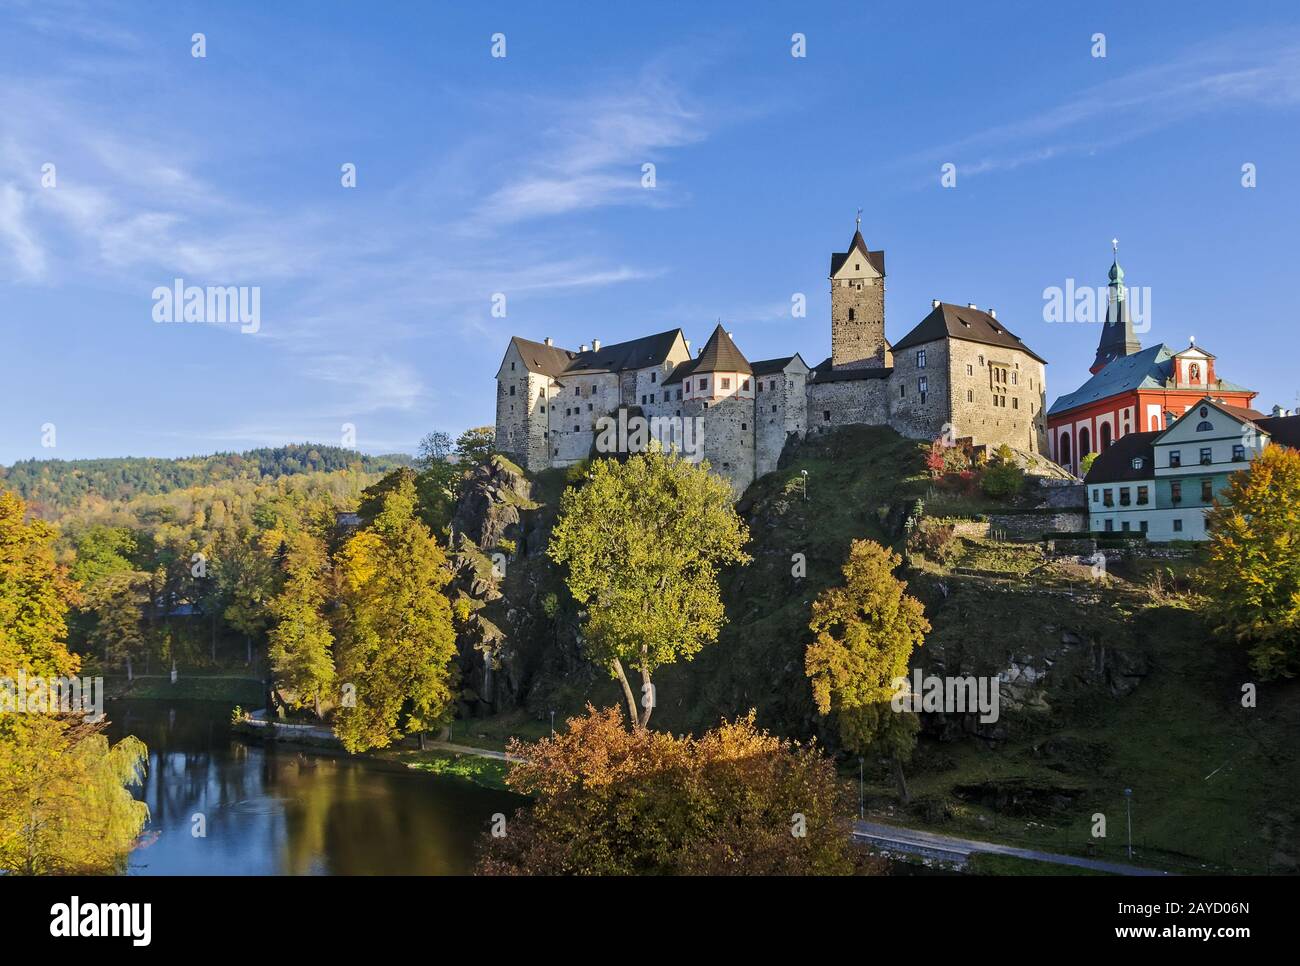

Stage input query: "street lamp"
[
  {"left": 859, "top": 757, "right": 865, "bottom": 819},
  {"left": 800, "top": 469, "right": 808, "bottom": 501},
  {"left": 1123, "top": 788, "right": 1133, "bottom": 859},
  {"left": 550, "top": 710, "right": 555, "bottom": 737}
]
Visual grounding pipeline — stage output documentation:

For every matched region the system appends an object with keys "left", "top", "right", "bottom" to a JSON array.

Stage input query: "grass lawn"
[{"left": 395, "top": 749, "right": 512, "bottom": 792}]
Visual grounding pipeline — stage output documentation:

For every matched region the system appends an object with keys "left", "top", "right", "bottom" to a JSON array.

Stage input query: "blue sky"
[{"left": 3, "top": 0, "right": 1299, "bottom": 463}]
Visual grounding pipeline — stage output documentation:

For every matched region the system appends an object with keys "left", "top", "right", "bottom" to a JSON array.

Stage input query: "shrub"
[{"left": 980, "top": 461, "right": 1025, "bottom": 499}]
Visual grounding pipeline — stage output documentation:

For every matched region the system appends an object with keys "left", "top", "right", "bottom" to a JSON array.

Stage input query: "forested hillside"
[{"left": 0, "top": 444, "right": 411, "bottom": 518}]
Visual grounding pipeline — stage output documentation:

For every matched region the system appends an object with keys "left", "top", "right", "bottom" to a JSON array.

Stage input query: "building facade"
[
  {"left": 1048, "top": 251, "right": 1257, "bottom": 476},
  {"left": 495, "top": 225, "right": 1050, "bottom": 496},
  {"left": 1084, "top": 396, "right": 1300, "bottom": 540}
]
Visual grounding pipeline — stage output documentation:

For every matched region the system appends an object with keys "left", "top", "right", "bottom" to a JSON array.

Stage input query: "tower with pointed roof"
[
  {"left": 1090, "top": 240, "right": 1142, "bottom": 374},
  {"left": 829, "top": 215, "right": 889, "bottom": 369}
]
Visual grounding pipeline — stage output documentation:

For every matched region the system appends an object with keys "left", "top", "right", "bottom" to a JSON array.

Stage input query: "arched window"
[
  {"left": 1196, "top": 421, "right": 1214, "bottom": 432},
  {"left": 848, "top": 308, "right": 856, "bottom": 321},
  {"left": 1059, "top": 431, "right": 1072, "bottom": 468},
  {"left": 1079, "top": 427, "right": 1091, "bottom": 459},
  {"left": 1101, "top": 422, "right": 1112, "bottom": 450}
]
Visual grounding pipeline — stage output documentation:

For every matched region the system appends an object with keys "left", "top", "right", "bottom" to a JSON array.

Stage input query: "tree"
[
  {"left": 332, "top": 475, "right": 458, "bottom": 752},
  {"left": 215, "top": 525, "right": 274, "bottom": 667},
  {"left": 267, "top": 531, "right": 335, "bottom": 717},
  {"left": 0, "top": 490, "right": 149, "bottom": 874},
  {"left": 547, "top": 451, "right": 751, "bottom": 729},
  {"left": 477, "top": 706, "right": 862, "bottom": 875},
  {"left": 1200, "top": 445, "right": 1300, "bottom": 679},
  {"left": 454, "top": 426, "right": 496, "bottom": 467},
  {"left": 1079, "top": 451, "right": 1099, "bottom": 475},
  {"left": 980, "top": 444, "right": 1025, "bottom": 498},
  {"left": 416, "top": 431, "right": 454, "bottom": 468},
  {"left": 84, "top": 571, "right": 151, "bottom": 678},
  {"left": 805, "top": 539, "right": 930, "bottom": 801}
]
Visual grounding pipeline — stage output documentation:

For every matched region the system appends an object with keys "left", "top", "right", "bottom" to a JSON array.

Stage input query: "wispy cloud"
[{"left": 912, "top": 30, "right": 1300, "bottom": 180}]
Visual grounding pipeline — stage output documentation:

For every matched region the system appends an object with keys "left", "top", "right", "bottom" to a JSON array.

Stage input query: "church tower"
[
  {"left": 829, "top": 215, "right": 888, "bottom": 369},
  {"left": 1090, "top": 239, "right": 1142, "bottom": 374}
]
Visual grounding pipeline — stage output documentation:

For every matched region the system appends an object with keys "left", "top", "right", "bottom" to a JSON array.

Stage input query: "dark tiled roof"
[
  {"left": 892, "top": 302, "right": 1046, "bottom": 364},
  {"left": 1256, "top": 414, "right": 1300, "bottom": 449},
  {"left": 829, "top": 229, "right": 885, "bottom": 277},
  {"left": 751, "top": 356, "right": 794, "bottom": 376},
  {"left": 663, "top": 325, "right": 750, "bottom": 384},
  {"left": 510, "top": 337, "right": 578, "bottom": 378},
  {"left": 1218, "top": 403, "right": 1268, "bottom": 423},
  {"left": 808, "top": 357, "right": 893, "bottom": 383},
  {"left": 662, "top": 355, "right": 698, "bottom": 386},
  {"left": 1083, "top": 431, "right": 1159, "bottom": 484},
  {"left": 512, "top": 329, "right": 683, "bottom": 378}
]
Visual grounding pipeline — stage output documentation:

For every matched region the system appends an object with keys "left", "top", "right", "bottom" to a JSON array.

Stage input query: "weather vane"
[
  {"left": 856, "top": 207, "right": 863, "bottom": 230},
  {"left": 1112, "top": 237, "right": 1119, "bottom": 255}
]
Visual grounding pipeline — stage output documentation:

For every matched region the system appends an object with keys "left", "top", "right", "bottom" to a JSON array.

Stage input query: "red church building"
[{"left": 1046, "top": 251, "right": 1257, "bottom": 476}]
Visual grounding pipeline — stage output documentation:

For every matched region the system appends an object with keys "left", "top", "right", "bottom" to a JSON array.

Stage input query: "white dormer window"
[{"left": 1131, "top": 457, "right": 1144, "bottom": 470}]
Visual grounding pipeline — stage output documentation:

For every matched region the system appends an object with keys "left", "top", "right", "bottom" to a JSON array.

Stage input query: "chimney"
[
  {"left": 684, "top": 339, "right": 691, "bottom": 354},
  {"left": 1273, "top": 404, "right": 1285, "bottom": 418},
  {"left": 592, "top": 339, "right": 601, "bottom": 351},
  {"left": 931, "top": 299, "right": 940, "bottom": 308},
  {"left": 727, "top": 331, "right": 735, "bottom": 339},
  {"left": 580, "top": 344, "right": 588, "bottom": 352},
  {"left": 989, "top": 309, "right": 997, "bottom": 319},
  {"left": 967, "top": 302, "right": 977, "bottom": 310},
  {"left": 544, "top": 337, "right": 553, "bottom": 347}
]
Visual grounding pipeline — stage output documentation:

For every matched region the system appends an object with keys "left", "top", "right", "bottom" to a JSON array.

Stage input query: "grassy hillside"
[{"left": 504, "top": 425, "right": 1298, "bottom": 873}]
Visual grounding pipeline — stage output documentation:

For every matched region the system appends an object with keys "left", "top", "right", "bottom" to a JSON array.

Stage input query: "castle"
[{"left": 495, "top": 224, "right": 1049, "bottom": 494}]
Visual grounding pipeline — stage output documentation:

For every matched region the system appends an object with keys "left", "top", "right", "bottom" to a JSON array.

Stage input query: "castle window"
[
  {"left": 1200, "top": 447, "right": 1212, "bottom": 465},
  {"left": 967, "top": 364, "right": 973, "bottom": 376},
  {"left": 770, "top": 380, "right": 777, "bottom": 391},
  {"left": 918, "top": 377, "right": 927, "bottom": 404},
  {"left": 1169, "top": 450, "right": 1181, "bottom": 467},
  {"left": 1173, "top": 518, "right": 1183, "bottom": 533},
  {"left": 1233, "top": 443, "right": 1245, "bottom": 461},
  {"left": 1137, "top": 486, "right": 1149, "bottom": 505},
  {"left": 979, "top": 355, "right": 984, "bottom": 366},
  {"left": 848, "top": 308, "right": 856, "bottom": 321},
  {"left": 1011, "top": 372, "right": 1017, "bottom": 385},
  {"left": 823, "top": 411, "right": 831, "bottom": 422},
  {"left": 588, "top": 403, "right": 593, "bottom": 411},
  {"left": 899, "top": 385, "right": 906, "bottom": 398},
  {"left": 743, "top": 379, "right": 751, "bottom": 391},
  {"left": 722, "top": 377, "right": 731, "bottom": 390},
  {"left": 1171, "top": 481, "right": 1182, "bottom": 504},
  {"left": 676, "top": 390, "right": 682, "bottom": 400},
  {"left": 1196, "top": 421, "right": 1214, "bottom": 432},
  {"left": 1092, "top": 488, "right": 1099, "bottom": 503},
  {"left": 967, "top": 390, "right": 973, "bottom": 402},
  {"left": 1201, "top": 479, "right": 1213, "bottom": 502},
  {"left": 741, "top": 423, "right": 747, "bottom": 431},
  {"left": 651, "top": 372, "right": 657, "bottom": 383},
  {"left": 700, "top": 378, "right": 708, "bottom": 391},
  {"left": 650, "top": 393, "right": 655, "bottom": 403},
  {"left": 1103, "top": 489, "right": 1114, "bottom": 507},
  {"left": 917, "top": 350, "right": 926, "bottom": 369},
  {"left": 511, "top": 362, "right": 516, "bottom": 371},
  {"left": 1119, "top": 488, "right": 1131, "bottom": 507},
  {"left": 574, "top": 425, "right": 580, "bottom": 432},
  {"left": 641, "top": 395, "right": 647, "bottom": 405},
  {"left": 772, "top": 404, "right": 778, "bottom": 412},
  {"left": 1012, "top": 398, "right": 1019, "bottom": 410},
  {"left": 509, "top": 385, "right": 516, "bottom": 396}
]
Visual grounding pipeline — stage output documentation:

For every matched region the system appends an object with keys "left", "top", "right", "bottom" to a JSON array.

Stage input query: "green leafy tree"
[
  {"left": 267, "top": 531, "right": 335, "bottom": 717},
  {"left": 980, "top": 445, "right": 1026, "bottom": 498},
  {"left": 333, "top": 475, "right": 458, "bottom": 751},
  {"left": 547, "top": 451, "right": 751, "bottom": 729},
  {"left": 1079, "top": 451, "right": 1099, "bottom": 475},
  {"left": 805, "top": 539, "right": 930, "bottom": 801},
  {"left": 454, "top": 426, "right": 496, "bottom": 467},
  {"left": 84, "top": 571, "right": 151, "bottom": 678},
  {"left": 1201, "top": 445, "right": 1300, "bottom": 678}
]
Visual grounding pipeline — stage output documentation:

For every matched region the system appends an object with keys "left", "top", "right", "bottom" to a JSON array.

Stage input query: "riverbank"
[{"left": 104, "top": 673, "right": 264, "bottom": 705}]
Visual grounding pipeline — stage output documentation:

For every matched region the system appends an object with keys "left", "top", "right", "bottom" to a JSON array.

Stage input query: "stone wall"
[
  {"left": 547, "top": 372, "right": 620, "bottom": 467},
  {"left": 831, "top": 276, "right": 887, "bottom": 368},
  {"left": 755, "top": 369, "right": 807, "bottom": 477},
  {"left": 889, "top": 337, "right": 951, "bottom": 440},
  {"left": 806, "top": 377, "right": 889, "bottom": 437},
  {"left": 946, "top": 339, "right": 1048, "bottom": 454},
  {"left": 692, "top": 395, "right": 755, "bottom": 497}
]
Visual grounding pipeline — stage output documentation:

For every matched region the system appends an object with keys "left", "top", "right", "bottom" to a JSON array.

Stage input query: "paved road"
[
  {"left": 853, "top": 819, "right": 1174, "bottom": 876},
  {"left": 434, "top": 741, "right": 517, "bottom": 762}
]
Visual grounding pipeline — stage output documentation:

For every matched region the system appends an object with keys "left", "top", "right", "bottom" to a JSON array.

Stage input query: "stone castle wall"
[
  {"left": 755, "top": 370, "right": 807, "bottom": 477},
  {"left": 945, "top": 340, "right": 1047, "bottom": 453},
  {"left": 831, "top": 276, "right": 887, "bottom": 369},
  {"left": 806, "top": 377, "right": 889, "bottom": 437},
  {"left": 889, "top": 338, "right": 951, "bottom": 441}
]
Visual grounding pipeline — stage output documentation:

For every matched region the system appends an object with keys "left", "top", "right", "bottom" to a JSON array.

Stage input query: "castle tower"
[
  {"left": 829, "top": 215, "right": 888, "bottom": 369},
  {"left": 1090, "top": 239, "right": 1142, "bottom": 374}
]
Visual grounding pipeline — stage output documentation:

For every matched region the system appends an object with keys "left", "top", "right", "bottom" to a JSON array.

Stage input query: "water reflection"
[{"left": 107, "top": 700, "right": 522, "bottom": 875}]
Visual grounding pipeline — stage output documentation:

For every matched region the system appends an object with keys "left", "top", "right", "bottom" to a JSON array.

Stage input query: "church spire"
[{"left": 1090, "top": 238, "right": 1141, "bottom": 374}]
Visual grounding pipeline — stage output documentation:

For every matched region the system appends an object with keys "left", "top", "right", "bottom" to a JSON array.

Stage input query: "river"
[{"left": 106, "top": 699, "right": 523, "bottom": 875}]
